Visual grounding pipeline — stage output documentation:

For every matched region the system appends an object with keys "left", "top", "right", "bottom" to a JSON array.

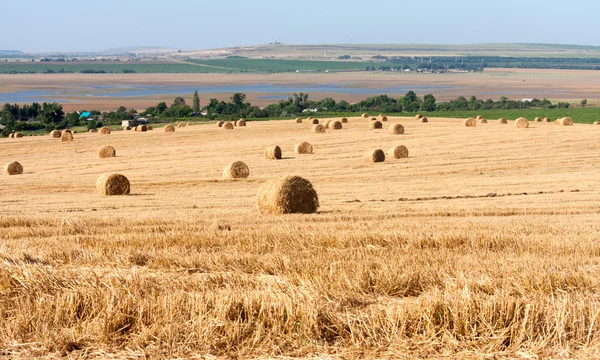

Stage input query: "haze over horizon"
[{"left": 2, "top": 0, "right": 600, "bottom": 52}]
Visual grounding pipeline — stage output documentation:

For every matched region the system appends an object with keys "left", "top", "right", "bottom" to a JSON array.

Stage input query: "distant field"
[
  {"left": 0, "top": 62, "right": 230, "bottom": 74},
  {"left": 187, "top": 58, "right": 375, "bottom": 72}
]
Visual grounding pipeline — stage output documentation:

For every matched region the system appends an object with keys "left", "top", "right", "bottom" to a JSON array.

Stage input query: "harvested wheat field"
[{"left": 2, "top": 115, "right": 600, "bottom": 358}]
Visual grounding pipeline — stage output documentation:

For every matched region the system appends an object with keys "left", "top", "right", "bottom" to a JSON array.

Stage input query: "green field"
[{"left": 187, "top": 58, "right": 375, "bottom": 72}]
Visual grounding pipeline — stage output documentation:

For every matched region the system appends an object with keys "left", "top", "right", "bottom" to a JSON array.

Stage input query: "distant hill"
[
  {"left": 0, "top": 50, "right": 24, "bottom": 55},
  {"left": 98, "top": 46, "right": 179, "bottom": 55}
]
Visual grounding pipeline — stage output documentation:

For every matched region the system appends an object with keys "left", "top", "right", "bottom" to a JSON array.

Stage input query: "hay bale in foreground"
[
  {"left": 312, "top": 124, "right": 326, "bottom": 134},
  {"left": 97, "top": 145, "right": 116, "bottom": 159},
  {"left": 50, "top": 130, "right": 61, "bottom": 138},
  {"left": 295, "top": 142, "right": 313, "bottom": 154},
  {"left": 415, "top": 114, "right": 423, "bottom": 120},
  {"left": 369, "top": 120, "right": 383, "bottom": 129},
  {"left": 389, "top": 145, "right": 409, "bottom": 159},
  {"left": 514, "top": 117, "right": 529, "bottom": 128},
  {"left": 99, "top": 126, "right": 111, "bottom": 135},
  {"left": 498, "top": 118, "right": 508, "bottom": 124},
  {"left": 478, "top": 118, "right": 488, "bottom": 124},
  {"left": 341, "top": 117, "right": 348, "bottom": 123},
  {"left": 164, "top": 125, "right": 175, "bottom": 132},
  {"left": 330, "top": 120, "right": 342, "bottom": 130},
  {"left": 257, "top": 175, "right": 319, "bottom": 214},
  {"left": 136, "top": 125, "right": 148, "bottom": 132},
  {"left": 464, "top": 118, "right": 476, "bottom": 127},
  {"left": 312, "top": 119, "right": 319, "bottom": 125},
  {"left": 223, "top": 161, "right": 249, "bottom": 179},
  {"left": 296, "top": 118, "right": 302, "bottom": 123},
  {"left": 96, "top": 173, "right": 130, "bottom": 196},
  {"left": 265, "top": 145, "right": 282, "bottom": 160},
  {"left": 217, "top": 121, "right": 225, "bottom": 127},
  {"left": 4, "top": 161, "right": 23, "bottom": 175},
  {"left": 14, "top": 132, "right": 23, "bottom": 138},
  {"left": 89, "top": 129, "right": 98, "bottom": 133},
  {"left": 389, "top": 124, "right": 405, "bottom": 135},
  {"left": 61, "top": 130, "right": 73, "bottom": 142},
  {"left": 223, "top": 122, "right": 234, "bottom": 130},
  {"left": 559, "top": 117, "right": 574, "bottom": 126},
  {"left": 364, "top": 149, "right": 385, "bottom": 163},
  {"left": 236, "top": 119, "right": 246, "bottom": 126}
]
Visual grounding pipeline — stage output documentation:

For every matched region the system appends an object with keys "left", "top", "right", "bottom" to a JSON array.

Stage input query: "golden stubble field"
[{"left": 2, "top": 117, "right": 600, "bottom": 358}]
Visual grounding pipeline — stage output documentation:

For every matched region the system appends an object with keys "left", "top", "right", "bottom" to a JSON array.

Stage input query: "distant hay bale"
[
  {"left": 89, "top": 129, "right": 98, "bottom": 133},
  {"left": 96, "top": 173, "right": 130, "bottom": 196},
  {"left": 330, "top": 120, "right": 342, "bottom": 130},
  {"left": 4, "top": 161, "right": 23, "bottom": 175},
  {"left": 559, "top": 117, "right": 574, "bottom": 126},
  {"left": 420, "top": 117, "right": 429, "bottom": 123},
  {"left": 124, "top": 126, "right": 131, "bottom": 131},
  {"left": 295, "top": 142, "right": 313, "bottom": 154},
  {"left": 236, "top": 119, "right": 246, "bottom": 126},
  {"left": 478, "top": 118, "right": 488, "bottom": 124},
  {"left": 415, "top": 114, "right": 423, "bottom": 120},
  {"left": 223, "top": 122, "right": 234, "bottom": 130},
  {"left": 97, "top": 145, "right": 116, "bottom": 159},
  {"left": 312, "top": 124, "right": 326, "bottom": 134},
  {"left": 362, "top": 113, "right": 369, "bottom": 118},
  {"left": 544, "top": 117, "right": 552, "bottom": 122},
  {"left": 594, "top": 121, "right": 600, "bottom": 125},
  {"left": 223, "top": 161, "right": 249, "bottom": 179},
  {"left": 99, "top": 126, "right": 111, "bottom": 135},
  {"left": 61, "top": 130, "right": 73, "bottom": 142},
  {"left": 464, "top": 118, "right": 476, "bottom": 127},
  {"left": 371, "top": 117, "right": 377, "bottom": 121},
  {"left": 265, "top": 145, "right": 282, "bottom": 160},
  {"left": 147, "top": 125, "right": 153, "bottom": 130},
  {"left": 476, "top": 115, "right": 483, "bottom": 120},
  {"left": 312, "top": 119, "right": 319, "bottom": 125},
  {"left": 341, "top": 117, "right": 348, "bottom": 123},
  {"left": 178, "top": 122, "right": 187, "bottom": 128},
  {"left": 498, "top": 118, "right": 508, "bottom": 124},
  {"left": 379, "top": 116, "right": 388, "bottom": 121},
  {"left": 14, "top": 132, "right": 23, "bottom": 138},
  {"left": 364, "top": 149, "right": 385, "bottom": 163},
  {"left": 534, "top": 117, "right": 542, "bottom": 122},
  {"left": 137, "top": 124, "right": 148, "bottom": 132},
  {"left": 379, "top": 113, "right": 385, "bottom": 118},
  {"left": 50, "top": 130, "right": 61, "bottom": 138},
  {"left": 164, "top": 125, "right": 175, "bottom": 132},
  {"left": 296, "top": 117, "right": 302, "bottom": 123},
  {"left": 217, "top": 121, "right": 225, "bottom": 127},
  {"left": 307, "top": 117, "right": 313, "bottom": 120},
  {"left": 257, "top": 175, "right": 319, "bottom": 214},
  {"left": 324, "top": 120, "right": 332, "bottom": 129},
  {"left": 369, "top": 120, "right": 383, "bottom": 129},
  {"left": 389, "top": 145, "right": 409, "bottom": 159},
  {"left": 514, "top": 117, "right": 529, "bottom": 128},
  {"left": 8, "top": 133, "right": 14, "bottom": 138},
  {"left": 389, "top": 124, "right": 405, "bottom": 135}
]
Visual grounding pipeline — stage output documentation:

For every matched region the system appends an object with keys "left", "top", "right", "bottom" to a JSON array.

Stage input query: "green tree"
[
  {"left": 39, "top": 102, "right": 65, "bottom": 126},
  {"left": 581, "top": 99, "right": 587, "bottom": 108},
  {"left": 423, "top": 94, "right": 436, "bottom": 111},
  {"left": 192, "top": 90, "right": 200, "bottom": 112},
  {"left": 231, "top": 93, "right": 246, "bottom": 106},
  {"left": 156, "top": 102, "right": 167, "bottom": 114},
  {"left": 173, "top": 97, "right": 186, "bottom": 106}
]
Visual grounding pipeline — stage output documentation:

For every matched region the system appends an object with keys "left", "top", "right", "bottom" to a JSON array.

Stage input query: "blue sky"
[{"left": 3, "top": 0, "right": 600, "bottom": 52}]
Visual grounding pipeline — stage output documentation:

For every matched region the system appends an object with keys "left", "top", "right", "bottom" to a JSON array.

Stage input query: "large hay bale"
[
  {"left": 14, "top": 132, "right": 23, "bottom": 138},
  {"left": 464, "top": 118, "right": 476, "bottom": 127},
  {"left": 295, "top": 142, "right": 313, "bottom": 154},
  {"left": 543, "top": 117, "right": 552, "bottom": 123},
  {"left": 217, "top": 121, "right": 225, "bottom": 127},
  {"left": 341, "top": 117, "right": 348, "bottom": 123},
  {"left": 534, "top": 117, "right": 542, "bottom": 122},
  {"left": 164, "top": 125, "right": 175, "bottom": 132},
  {"left": 296, "top": 118, "right": 302, "bottom": 123},
  {"left": 389, "top": 124, "right": 405, "bottom": 135},
  {"left": 324, "top": 119, "right": 332, "bottom": 129},
  {"left": 312, "top": 119, "right": 319, "bottom": 125},
  {"left": 389, "top": 145, "right": 409, "bottom": 159},
  {"left": 50, "top": 130, "right": 61, "bottom": 138},
  {"left": 99, "top": 126, "right": 111, "bottom": 135},
  {"left": 223, "top": 161, "right": 249, "bottom": 179},
  {"left": 312, "top": 124, "right": 326, "bottom": 134},
  {"left": 420, "top": 117, "right": 428, "bottom": 123},
  {"left": 498, "top": 118, "right": 508, "bottom": 124},
  {"left": 330, "top": 120, "right": 342, "bottom": 130},
  {"left": 236, "top": 119, "right": 246, "bottom": 127},
  {"left": 362, "top": 113, "right": 369, "bottom": 119},
  {"left": 96, "top": 173, "right": 130, "bottom": 196},
  {"left": 136, "top": 125, "right": 148, "bottom": 132},
  {"left": 478, "top": 118, "right": 488, "bottom": 124},
  {"left": 415, "top": 114, "right": 423, "bottom": 120},
  {"left": 379, "top": 115, "right": 388, "bottom": 122},
  {"left": 97, "top": 145, "right": 116, "bottom": 159},
  {"left": 559, "top": 117, "right": 574, "bottom": 126},
  {"left": 257, "top": 175, "right": 319, "bottom": 214},
  {"left": 223, "top": 122, "right": 234, "bottom": 130},
  {"left": 364, "top": 149, "right": 385, "bottom": 163},
  {"left": 89, "top": 129, "right": 98, "bottom": 133},
  {"left": 265, "top": 145, "right": 282, "bottom": 160},
  {"left": 61, "top": 130, "right": 73, "bottom": 142},
  {"left": 514, "top": 117, "right": 529, "bottom": 128},
  {"left": 369, "top": 120, "right": 383, "bottom": 129},
  {"left": 4, "top": 161, "right": 23, "bottom": 175}
]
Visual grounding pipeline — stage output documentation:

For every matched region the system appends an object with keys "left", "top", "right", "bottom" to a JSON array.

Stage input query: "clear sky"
[{"left": 3, "top": 0, "right": 600, "bottom": 52}]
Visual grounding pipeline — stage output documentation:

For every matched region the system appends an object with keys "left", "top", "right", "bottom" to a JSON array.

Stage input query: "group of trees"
[{"left": 141, "top": 91, "right": 200, "bottom": 118}]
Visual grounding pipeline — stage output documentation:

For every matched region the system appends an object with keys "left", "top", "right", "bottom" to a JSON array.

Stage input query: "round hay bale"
[
  {"left": 369, "top": 120, "right": 383, "bottom": 129},
  {"left": 476, "top": 115, "right": 483, "bottom": 120},
  {"left": 534, "top": 117, "right": 542, "bottom": 122},
  {"left": 97, "top": 145, "right": 116, "bottom": 159},
  {"left": 420, "top": 117, "right": 428, "bottom": 123},
  {"left": 498, "top": 118, "right": 508, "bottom": 124},
  {"left": 217, "top": 121, "right": 225, "bottom": 127},
  {"left": 4, "top": 161, "right": 23, "bottom": 175},
  {"left": 389, "top": 145, "right": 409, "bottom": 159},
  {"left": 14, "top": 132, "right": 23, "bottom": 138},
  {"left": 362, "top": 113, "right": 369, "bottom": 119},
  {"left": 50, "top": 130, "right": 62, "bottom": 138},
  {"left": 559, "top": 117, "right": 574, "bottom": 126},
  {"left": 60, "top": 130, "right": 73, "bottom": 142},
  {"left": 330, "top": 120, "right": 342, "bottom": 130},
  {"left": 236, "top": 119, "right": 246, "bottom": 127},
  {"left": 99, "top": 126, "right": 111, "bottom": 135},
  {"left": 379, "top": 115, "right": 388, "bottom": 122},
  {"left": 324, "top": 119, "right": 332, "bottom": 129},
  {"left": 312, "top": 124, "right": 326, "bottom": 134},
  {"left": 89, "top": 129, "right": 98, "bottom": 133},
  {"left": 8, "top": 133, "right": 14, "bottom": 138},
  {"left": 312, "top": 119, "right": 319, "bottom": 125},
  {"left": 364, "top": 149, "right": 385, "bottom": 163},
  {"left": 257, "top": 175, "right": 319, "bottom": 214},
  {"left": 265, "top": 145, "right": 282, "bottom": 160},
  {"left": 464, "top": 118, "right": 476, "bottom": 127},
  {"left": 124, "top": 126, "right": 131, "bottom": 131},
  {"left": 307, "top": 116, "right": 313, "bottom": 120},
  {"left": 378, "top": 113, "right": 385, "bottom": 118},
  {"left": 295, "top": 142, "right": 313, "bottom": 154},
  {"left": 223, "top": 161, "right": 249, "bottom": 179},
  {"left": 164, "top": 125, "right": 175, "bottom": 132},
  {"left": 295, "top": 118, "right": 302, "bottom": 123},
  {"left": 514, "top": 117, "right": 529, "bottom": 128},
  {"left": 96, "top": 173, "right": 130, "bottom": 196},
  {"left": 594, "top": 121, "right": 600, "bottom": 125},
  {"left": 223, "top": 122, "right": 234, "bottom": 130},
  {"left": 389, "top": 123, "right": 405, "bottom": 135},
  {"left": 371, "top": 117, "right": 377, "bottom": 121},
  {"left": 415, "top": 114, "right": 423, "bottom": 120},
  {"left": 137, "top": 125, "right": 148, "bottom": 132},
  {"left": 177, "top": 122, "right": 187, "bottom": 128},
  {"left": 341, "top": 117, "right": 348, "bottom": 123},
  {"left": 543, "top": 117, "right": 552, "bottom": 122},
  {"left": 478, "top": 118, "right": 488, "bottom": 124},
  {"left": 147, "top": 125, "right": 153, "bottom": 130}
]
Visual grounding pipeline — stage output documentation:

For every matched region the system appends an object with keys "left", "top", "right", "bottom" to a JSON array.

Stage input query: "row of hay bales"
[
  {"left": 463, "top": 117, "right": 574, "bottom": 128},
  {"left": 217, "top": 119, "right": 247, "bottom": 129},
  {"left": 364, "top": 145, "right": 409, "bottom": 163}
]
